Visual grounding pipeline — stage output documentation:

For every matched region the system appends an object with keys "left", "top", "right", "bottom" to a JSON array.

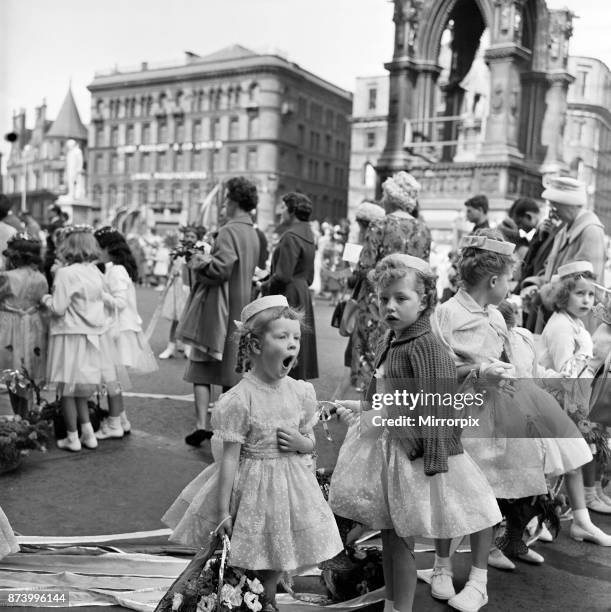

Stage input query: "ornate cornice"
[
  {"left": 485, "top": 44, "right": 532, "bottom": 63},
  {"left": 546, "top": 71, "right": 575, "bottom": 85}
]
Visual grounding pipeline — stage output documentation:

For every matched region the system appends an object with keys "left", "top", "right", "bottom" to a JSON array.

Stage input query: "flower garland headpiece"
[{"left": 58, "top": 224, "right": 94, "bottom": 241}]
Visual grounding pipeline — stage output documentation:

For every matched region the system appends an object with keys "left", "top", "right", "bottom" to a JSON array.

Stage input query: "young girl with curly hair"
[
  {"left": 540, "top": 261, "right": 611, "bottom": 524},
  {"left": 330, "top": 254, "right": 501, "bottom": 612},
  {"left": 94, "top": 227, "right": 157, "bottom": 439},
  {"left": 163, "top": 295, "right": 342, "bottom": 609}
]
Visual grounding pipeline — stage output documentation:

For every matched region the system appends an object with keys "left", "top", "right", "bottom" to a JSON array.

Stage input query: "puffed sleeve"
[
  {"left": 105, "top": 265, "right": 130, "bottom": 311},
  {"left": 44, "top": 267, "right": 75, "bottom": 316},
  {"left": 211, "top": 389, "right": 250, "bottom": 443},
  {"left": 298, "top": 381, "right": 319, "bottom": 434}
]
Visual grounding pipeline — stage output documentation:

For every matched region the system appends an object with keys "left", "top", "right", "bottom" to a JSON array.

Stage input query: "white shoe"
[
  {"left": 119, "top": 412, "right": 131, "bottom": 434},
  {"left": 516, "top": 548, "right": 544, "bottom": 564},
  {"left": 431, "top": 567, "right": 455, "bottom": 600},
  {"left": 448, "top": 581, "right": 488, "bottom": 612},
  {"left": 57, "top": 436, "right": 81, "bottom": 452},
  {"left": 158, "top": 343, "right": 176, "bottom": 359},
  {"left": 570, "top": 522, "right": 611, "bottom": 546},
  {"left": 526, "top": 521, "right": 554, "bottom": 546},
  {"left": 595, "top": 486, "right": 611, "bottom": 507},
  {"left": 487, "top": 547, "right": 515, "bottom": 570},
  {"left": 586, "top": 495, "right": 611, "bottom": 514},
  {"left": 183, "top": 345, "right": 192, "bottom": 359},
  {"left": 95, "top": 420, "right": 124, "bottom": 439},
  {"left": 79, "top": 424, "right": 98, "bottom": 449}
]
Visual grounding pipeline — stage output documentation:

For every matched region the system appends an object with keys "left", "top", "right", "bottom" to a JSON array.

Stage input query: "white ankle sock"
[
  {"left": 108, "top": 416, "right": 121, "bottom": 428},
  {"left": 573, "top": 508, "right": 593, "bottom": 528},
  {"left": 80, "top": 422, "right": 94, "bottom": 436},
  {"left": 469, "top": 566, "right": 487, "bottom": 586},
  {"left": 383, "top": 599, "right": 394, "bottom": 612},
  {"left": 584, "top": 486, "right": 597, "bottom": 500},
  {"left": 434, "top": 554, "right": 451, "bottom": 570},
  {"left": 67, "top": 431, "right": 78, "bottom": 442}
]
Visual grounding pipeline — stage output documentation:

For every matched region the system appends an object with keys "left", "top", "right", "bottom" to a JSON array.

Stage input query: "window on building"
[
  {"left": 230, "top": 117, "right": 240, "bottom": 140},
  {"left": 108, "top": 185, "right": 117, "bottom": 208},
  {"left": 110, "top": 153, "right": 119, "bottom": 174},
  {"left": 124, "top": 184, "right": 132, "bottom": 206},
  {"left": 141, "top": 152, "right": 151, "bottom": 172},
  {"left": 192, "top": 120, "right": 202, "bottom": 142},
  {"left": 191, "top": 149, "right": 203, "bottom": 171},
  {"left": 326, "top": 109, "right": 334, "bottom": 127},
  {"left": 298, "top": 97, "right": 307, "bottom": 116},
  {"left": 141, "top": 123, "right": 150, "bottom": 144},
  {"left": 298, "top": 124, "right": 305, "bottom": 146},
  {"left": 310, "top": 131, "right": 315, "bottom": 149},
  {"left": 246, "top": 147, "right": 257, "bottom": 170},
  {"left": 175, "top": 151, "right": 185, "bottom": 171},
  {"left": 94, "top": 153, "right": 103, "bottom": 174},
  {"left": 247, "top": 115, "right": 259, "bottom": 139},
  {"left": 324, "top": 162, "right": 330, "bottom": 182},
  {"left": 126, "top": 124, "right": 135, "bottom": 145},
  {"left": 157, "top": 152, "right": 167, "bottom": 171},
  {"left": 158, "top": 119, "right": 168, "bottom": 143},
  {"left": 125, "top": 153, "right": 134, "bottom": 174},
  {"left": 93, "top": 185, "right": 103, "bottom": 206},
  {"left": 228, "top": 147, "right": 239, "bottom": 171},
  {"left": 366, "top": 132, "right": 376, "bottom": 148},
  {"left": 368, "top": 88, "right": 377, "bottom": 111},
  {"left": 577, "top": 69, "right": 589, "bottom": 97},
  {"left": 297, "top": 153, "right": 304, "bottom": 177},
  {"left": 211, "top": 117, "right": 221, "bottom": 140},
  {"left": 313, "top": 161, "right": 319, "bottom": 181},
  {"left": 111, "top": 127, "right": 119, "bottom": 146},
  {"left": 175, "top": 118, "right": 185, "bottom": 142},
  {"left": 171, "top": 184, "right": 182, "bottom": 211},
  {"left": 213, "top": 149, "right": 221, "bottom": 172},
  {"left": 189, "top": 183, "right": 201, "bottom": 207},
  {"left": 138, "top": 184, "right": 147, "bottom": 205},
  {"left": 95, "top": 126, "right": 104, "bottom": 147},
  {"left": 325, "top": 134, "right": 332, "bottom": 154}
]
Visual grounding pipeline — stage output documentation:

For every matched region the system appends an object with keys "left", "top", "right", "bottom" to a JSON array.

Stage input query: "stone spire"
[{"left": 46, "top": 87, "right": 87, "bottom": 141}]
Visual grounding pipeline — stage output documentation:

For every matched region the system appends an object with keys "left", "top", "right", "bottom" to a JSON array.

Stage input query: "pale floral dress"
[
  {"left": 433, "top": 290, "right": 548, "bottom": 499},
  {"left": 162, "top": 372, "right": 343, "bottom": 572}
]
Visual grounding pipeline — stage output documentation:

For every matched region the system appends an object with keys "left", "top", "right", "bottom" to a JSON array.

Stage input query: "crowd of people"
[{"left": 0, "top": 172, "right": 610, "bottom": 612}]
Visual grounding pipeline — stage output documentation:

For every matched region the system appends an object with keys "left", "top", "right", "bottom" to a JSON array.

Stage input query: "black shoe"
[{"left": 185, "top": 429, "right": 213, "bottom": 446}]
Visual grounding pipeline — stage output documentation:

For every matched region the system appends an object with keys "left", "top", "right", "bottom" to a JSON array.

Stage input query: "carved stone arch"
[{"left": 419, "top": 0, "right": 493, "bottom": 63}]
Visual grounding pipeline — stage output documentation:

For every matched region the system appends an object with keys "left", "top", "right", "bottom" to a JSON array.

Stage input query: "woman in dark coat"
[
  {"left": 261, "top": 192, "right": 318, "bottom": 380},
  {"left": 181, "top": 177, "right": 260, "bottom": 446}
]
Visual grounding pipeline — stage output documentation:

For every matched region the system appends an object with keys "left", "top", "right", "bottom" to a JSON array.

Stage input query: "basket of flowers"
[
  {"left": 0, "top": 414, "right": 50, "bottom": 474},
  {"left": 155, "top": 535, "right": 267, "bottom": 612}
]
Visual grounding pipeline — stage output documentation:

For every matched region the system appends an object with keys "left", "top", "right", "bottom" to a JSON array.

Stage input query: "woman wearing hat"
[
  {"left": 352, "top": 171, "right": 431, "bottom": 389},
  {"left": 260, "top": 192, "right": 318, "bottom": 380}
]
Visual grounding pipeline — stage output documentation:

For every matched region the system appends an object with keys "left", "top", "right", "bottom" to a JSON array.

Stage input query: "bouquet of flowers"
[
  {"left": 155, "top": 536, "right": 266, "bottom": 612},
  {"left": 0, "top": 414, "right": 50, "bottom": 473}
]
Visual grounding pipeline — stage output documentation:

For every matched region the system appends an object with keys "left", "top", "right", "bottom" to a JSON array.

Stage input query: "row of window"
[
  {"left": 296, "top": 125, "right": 348, "bottom": 159},
  {"left": 292, "top": 154, "right": 346, "bottom": 186},
  {"left": 92, "top": 146, "right": 260, "bottom": 175},
  {"left": 296, "top": 96, "right": 347, "bottom": 131},
  {"left": 95, "top": 115, "right": 260, "bottom": 147},
  {"left": 92, "top": 182, "right": 207, "bottom": 209}
]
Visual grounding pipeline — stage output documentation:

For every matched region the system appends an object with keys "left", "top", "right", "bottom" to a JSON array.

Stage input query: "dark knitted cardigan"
[{"left": 364, "top": 315, "right": 463, "bottom": 476}]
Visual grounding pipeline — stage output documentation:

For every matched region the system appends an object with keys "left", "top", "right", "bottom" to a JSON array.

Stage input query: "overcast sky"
[{"left": 1, "top": 0, "right": 609, "bottom": 153}]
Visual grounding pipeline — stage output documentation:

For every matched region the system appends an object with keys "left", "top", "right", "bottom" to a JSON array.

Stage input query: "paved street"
[{"left": 1, "top": 287, "right": 610, "bottom": 611}]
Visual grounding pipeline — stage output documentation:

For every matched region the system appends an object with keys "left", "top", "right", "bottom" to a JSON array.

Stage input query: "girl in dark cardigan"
[{"left": 329, "top": 254, "right": 500, "bottom": 612}]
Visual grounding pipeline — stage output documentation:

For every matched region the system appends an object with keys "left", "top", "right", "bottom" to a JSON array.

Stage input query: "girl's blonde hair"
[
  {"left": 56, "top": 227, "right": 100, "bottom": 264},
  {"left": 545, "top": 271, "right": 596, "bottom": 312},
  {"left": 235, "top": 305, "right": 304, "bottom": 373}
]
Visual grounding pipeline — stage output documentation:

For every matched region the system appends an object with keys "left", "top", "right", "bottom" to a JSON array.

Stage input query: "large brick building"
[{"left": 87, "top": 45, "right": 352, "bottom": 230}]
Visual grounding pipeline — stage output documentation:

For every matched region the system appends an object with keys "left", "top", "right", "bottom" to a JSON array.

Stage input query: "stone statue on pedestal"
[{"left": 64, "top": 139, "right": 85, "bottom": 201}]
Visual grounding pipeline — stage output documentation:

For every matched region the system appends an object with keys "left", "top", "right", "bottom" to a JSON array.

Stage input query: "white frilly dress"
[
  {"left": 329, "top": 363, "right": 502, "bottom": 539},
  {"left": 162, "top": 373, "right": 343, "bottom": 572},
  {"left": 505, "top": 327, "right": 592, "bottom": 477},
  {"left": 0, "top": 506, "right": 19, "bottom": 560},
  {"left": 44, "top": 263, "right": 127, "bottom": 396},
  {"left": 104, "top": 263, "right": 157, "bottom": 374}
]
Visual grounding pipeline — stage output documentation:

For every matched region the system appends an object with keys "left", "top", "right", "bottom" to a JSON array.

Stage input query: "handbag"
[
  {"left": 339, "top": 298, "right": 359, "bottom": 337},
  {"left": 331, "top": 300, "right": 346, "bottom": 329},
  {"left": 589, "top": 350, "right": 611, "bottom": 427}
]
